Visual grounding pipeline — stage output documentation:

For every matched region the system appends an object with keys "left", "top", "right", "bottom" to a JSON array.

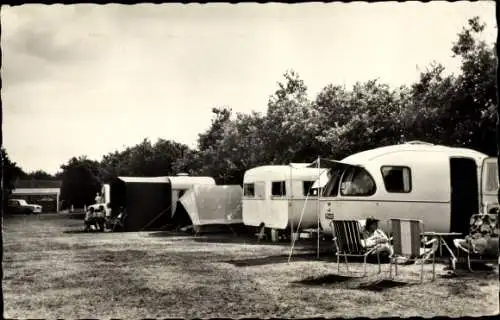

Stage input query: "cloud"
[{"left": 1, "top": 5, "right": 116, "bottom": 90}]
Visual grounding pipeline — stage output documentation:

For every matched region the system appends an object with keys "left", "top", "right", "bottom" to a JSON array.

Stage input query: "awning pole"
[
  {"left": 317, "top": 156, "right": 321, "bottom": 259},
  {"left": 288, "top": 163, "right": 309, "bottom": 263},
  {"left": 290, "top": 163, "right": 293, "bottom": 251}
]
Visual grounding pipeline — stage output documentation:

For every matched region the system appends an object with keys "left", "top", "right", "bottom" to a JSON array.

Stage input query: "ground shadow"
[
  {"left": 67, "top": 213, "right": 86, "bottom": 220},
  {"left": 356, "top": 279, "right": 413, "bottom": 292},
  {"left": 226, "top": 253, "right": 337, "bottom": 267},
  {"left": 194, "top": 234, "right": 336, "bottom": 248},
  {"left": 293, "top": 273, "right": 355, "bottom": 286},
  {"left": 439, "top": 261, "right": 498, "bottom": 279},
  {"left": 333, "top": 255, "right": 392, "bottom": 264},
  {"left": 63, "top": 229, "right": 108, "bottom": 234},
  {"left": 148, "top": 231, "right": 197, "bottom": 238},
  {"left": 457, "top": 261, "right": 498, "bottom": 271}
]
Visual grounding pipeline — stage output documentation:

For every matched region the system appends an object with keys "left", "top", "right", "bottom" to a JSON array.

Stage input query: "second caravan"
[{"left": 242, "top": 165, "right": 325, "bottom": 235}]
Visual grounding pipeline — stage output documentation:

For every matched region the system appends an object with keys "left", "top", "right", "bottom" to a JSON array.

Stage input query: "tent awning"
[{"left": 305, "top": 158, "right": 365, "bottom": 189}]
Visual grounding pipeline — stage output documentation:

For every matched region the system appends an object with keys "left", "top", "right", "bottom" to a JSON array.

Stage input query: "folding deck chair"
[
  {"left": 453, "top": 213, "right": 499, "bottom": 272},
  {"left": 331, "top": 220, "right": 382, "bottom": 277},
  {"left": 111, "top": 210, "right": 128, "bottom": 232},
  {"left": 389, "top": 218, "right": 438, "bottom": 282}
]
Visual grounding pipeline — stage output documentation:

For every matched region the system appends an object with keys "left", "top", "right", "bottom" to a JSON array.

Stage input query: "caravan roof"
[
  {"left": 168, "top": 176, "right": 215, "bottom": 189},
  {"left": 244, "top": 165, "right": 325, "bottom": 182},
  {"left": 117, "top": 176, "right": 170, "bottom": 184},
  {"left": 342, "top": 142, "right": 489, "bottom": 165}
]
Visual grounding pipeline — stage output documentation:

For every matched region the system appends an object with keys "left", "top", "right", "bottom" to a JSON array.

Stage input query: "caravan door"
[
  {"left": 449, "top": 157, "right": 479, "bottom": 234},
  {"left": 480, "top": 157, "right": 499, "bottom": 211}
]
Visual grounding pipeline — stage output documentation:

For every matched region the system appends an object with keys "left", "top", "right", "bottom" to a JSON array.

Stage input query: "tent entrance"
[
  {"left": 449, "top": 157, "right": 479, "bottom": 234},
  {"left": 172, "top": 201, "right": 195, "bottom": 231},
  {"left": 109, "top": 177, "right": 173, "bottom": 232}
]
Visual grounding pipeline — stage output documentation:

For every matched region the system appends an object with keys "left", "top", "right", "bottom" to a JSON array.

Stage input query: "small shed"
[{"left": 11, "top": 187, "right": 61, "bottom": 213}]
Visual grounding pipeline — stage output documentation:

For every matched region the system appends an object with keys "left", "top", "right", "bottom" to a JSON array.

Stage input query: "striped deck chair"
[
  {"left": 331, "top": 220, "right": 382, "bottom": 277},
  {"left": 390, "top": 219, "right": 438, "bottom": 282},
  {"left": 453, "top": 213, "right": 499, "bottom": 272}
]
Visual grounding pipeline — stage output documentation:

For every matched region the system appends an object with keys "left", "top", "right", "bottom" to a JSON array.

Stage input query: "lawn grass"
[{"left": 2, "top": 213, "right": 499, "bottom": 318}]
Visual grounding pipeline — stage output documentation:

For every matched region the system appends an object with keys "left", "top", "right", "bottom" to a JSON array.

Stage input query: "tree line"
[{"left": 2, "top": 17, "right": 498, "bottom": 209}]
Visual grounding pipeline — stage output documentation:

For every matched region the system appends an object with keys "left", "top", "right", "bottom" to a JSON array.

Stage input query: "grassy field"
[{"left": 2, "top": 213, "right": 499, "bottom": 318}]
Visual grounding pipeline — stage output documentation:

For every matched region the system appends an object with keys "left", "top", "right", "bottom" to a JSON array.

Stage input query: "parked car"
[{"left": 7, "top": 199, "right": 42, "bottom": 215}]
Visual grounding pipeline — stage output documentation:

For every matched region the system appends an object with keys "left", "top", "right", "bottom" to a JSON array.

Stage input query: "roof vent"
[
  {"left": 405, "top": 140, "right": 434, "bottom": 145},
  {"left": 176, "top": 173, "right": 189, "bottom": 176}
]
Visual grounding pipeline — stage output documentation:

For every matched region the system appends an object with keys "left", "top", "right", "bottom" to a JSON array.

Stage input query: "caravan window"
[
  {"left": 340, "top": 166, "right": 376, "bottom": 197},
  {"left": 254, "top": 181, "right": 266, "bottom": 199},
  {"left": 381, "top": 166, "right": 412, "bottom": 193},
  {"left": 484, "top": 161, "right": 499, "bottom": 193},
  {"left": 271, "top": 181, "right": 286, "bottom": 197},
  {"left": 303, "top": 181, "right": 318, "bottom": 196},
  {"left": 243, "top": 183, "right": 255, "bottom": 197},
  {"left": 323, "top": 168, "right": 343, "bottom": 197}
]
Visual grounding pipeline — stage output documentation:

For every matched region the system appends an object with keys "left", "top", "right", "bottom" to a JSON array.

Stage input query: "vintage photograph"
[{"left": 1, "top": 2, "right": 498, "bottom": 318}]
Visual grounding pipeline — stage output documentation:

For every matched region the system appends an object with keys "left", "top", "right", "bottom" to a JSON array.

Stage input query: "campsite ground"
[{"left": 3, "top": 213, "right": 499, "bottom": 318}]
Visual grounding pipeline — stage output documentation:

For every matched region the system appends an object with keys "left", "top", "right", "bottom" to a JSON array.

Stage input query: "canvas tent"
[
  {"left": 168, "top": 176, "right": 216, "bottom": 219},
  {"left": 173, "top": 185, "right": 243, "bottom": 233},
  {"left": 110, "top": 176, "right": 172, "bottom": 231}
]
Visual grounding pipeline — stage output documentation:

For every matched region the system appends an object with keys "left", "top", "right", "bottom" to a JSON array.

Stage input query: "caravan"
[
  {"left": 242, "top": 165, "right": 324, "bottom": 236},
  {"left": 316, "top": 142, "right": 498, "bottom": 235}
]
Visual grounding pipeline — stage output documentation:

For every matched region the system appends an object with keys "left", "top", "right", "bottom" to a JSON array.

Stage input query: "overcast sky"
[{"left": 1, "top": 2, "right": 497, "bottom": 174}]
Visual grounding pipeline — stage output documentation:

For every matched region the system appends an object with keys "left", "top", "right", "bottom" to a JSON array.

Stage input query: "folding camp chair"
[
  {"left": 389, "top": 218, "right": 438, "bottom": 283},
  {"left": 453, "top": 213, "right": 499, "bottom": 272},
  {"left": 111, "top": 210, "right": 127, "bottom": 232},
  {"left": 331, "top": 220, "right": 382, "bottom": 277}
]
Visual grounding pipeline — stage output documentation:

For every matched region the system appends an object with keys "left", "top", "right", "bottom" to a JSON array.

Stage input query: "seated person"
[
  {"left": 361, "top": 217, "right": 393, "bottom": 258},
  {"left": 95, "top": 206, "right": 106, "bottom": 231},
  {"left": 453, "top": 213, "right": 499, "bottom": 258},
  {"left": 84, "top": 207, "right": 96, "bottom": 231},
  {"left": 105, "top": 203, "right": 112, "bottom": 219}
]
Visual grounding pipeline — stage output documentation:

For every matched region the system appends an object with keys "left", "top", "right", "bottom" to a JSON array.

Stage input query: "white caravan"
[
  {"left": 316, "top": 142, "right": 498, "bottom": 235},
  {"left": 242, "top": 165, "right": 324, "bottom": 232}
]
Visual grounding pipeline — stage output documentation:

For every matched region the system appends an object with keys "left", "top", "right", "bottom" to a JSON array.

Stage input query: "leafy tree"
[
  {"left": 450, "top": 17, "right": 497, "bottom": 155},
  {"left": 172, "top": 149, "right": 205, "bottom": 176},
  {"left": 406, "top": 17, "right": 496, "bottom": 155},
  {"left": 1, "top": 148, "right": 26, "bottom": 202},
  {"left": 263, "top": 70, "right": 323, "bottom": 163},
  {"left": 316, "top": 80, "right": 409, "bottom": 159},
  {"left": 59, "top": 156, "right": 101, "bottom": 209},
  {"left": 405, "top": 63, "right": 458, "bottom": 144},
  {"left": 22, "top": 170, "right": 58, "bottom": 181},
  {"left": 99, "top": 138, "right": 192, "bottom": 178},
  {"left": 195, "top": 107, "right": 241, "bottom": 184}
]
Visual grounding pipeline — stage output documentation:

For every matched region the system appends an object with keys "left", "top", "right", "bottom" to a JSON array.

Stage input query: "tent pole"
[
  {"left": 317, "top": 156, "right": 320, "bottom": 259},
  {"left": 290, "top": 163, "right": 293, "bottom": 251}
]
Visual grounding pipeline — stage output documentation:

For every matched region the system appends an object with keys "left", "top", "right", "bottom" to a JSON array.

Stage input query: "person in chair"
[{"left": 361, "top": 217, "right": 394, "bottom": 258}]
